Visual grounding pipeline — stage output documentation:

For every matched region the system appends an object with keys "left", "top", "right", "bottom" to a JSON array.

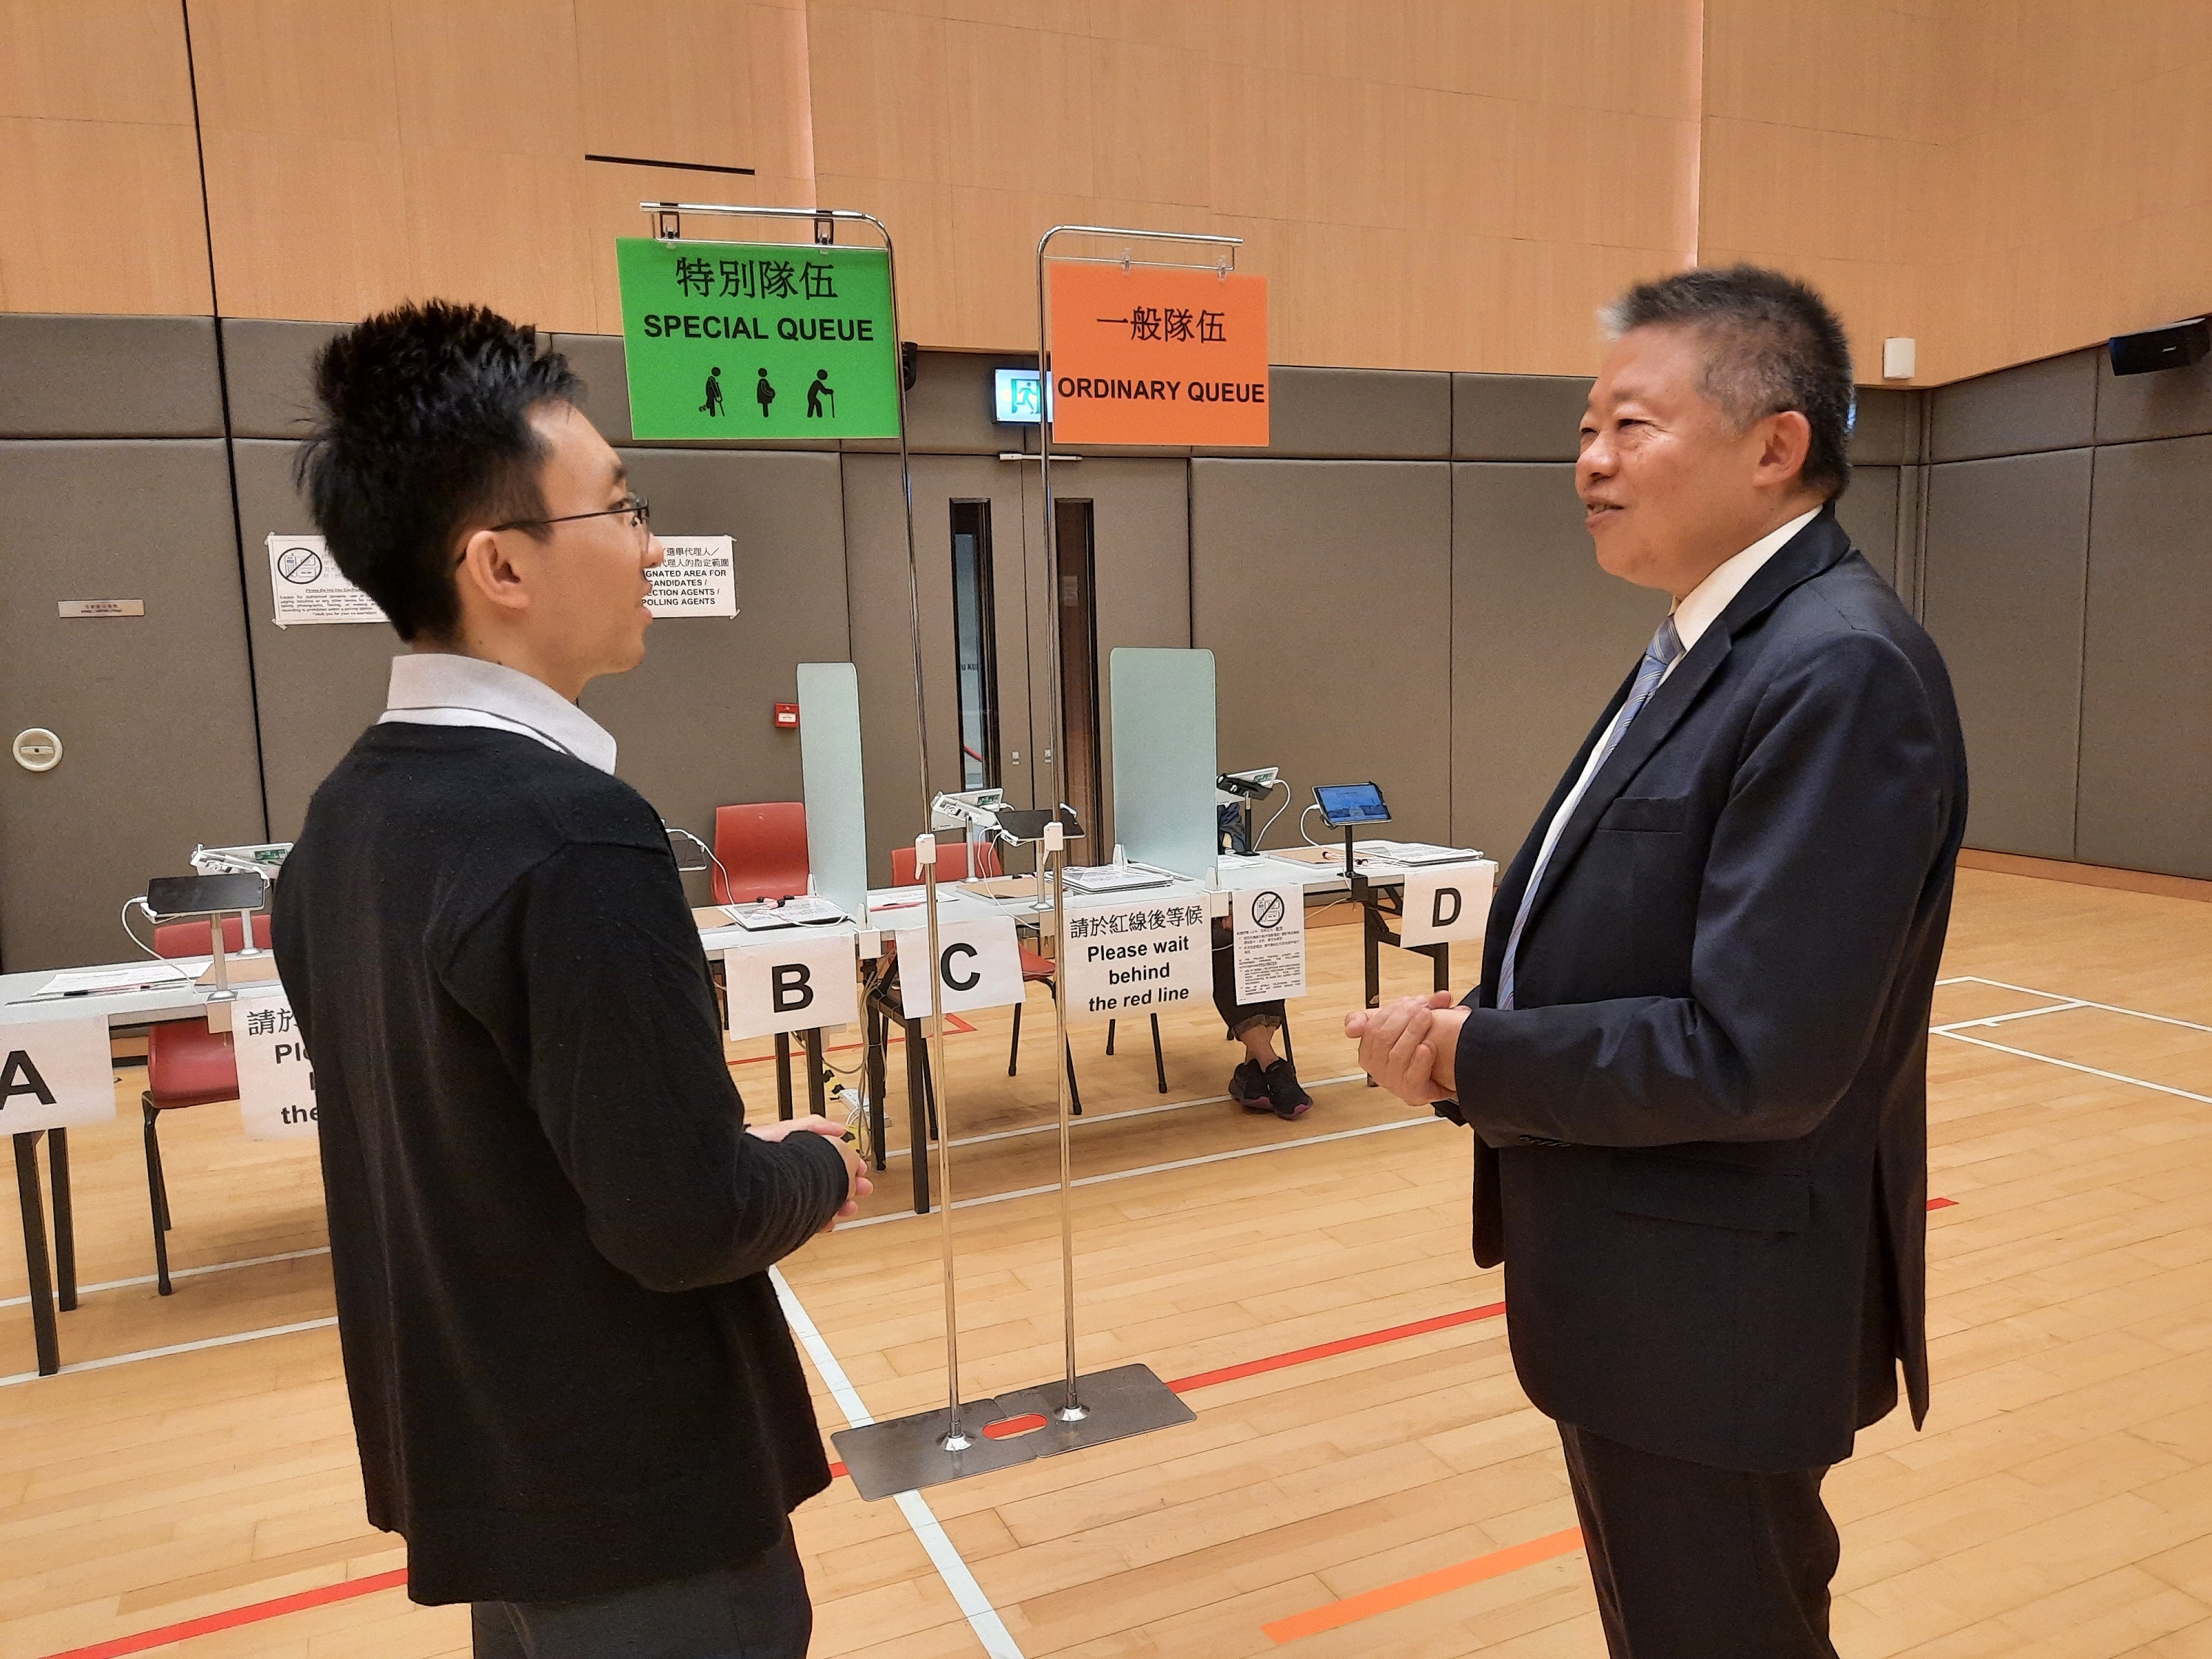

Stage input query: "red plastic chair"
[
  {"left": 142, "top": 913, "right": 271, "bottom": 1295},
  {"left": 891, "top": 841, "right": 1090, "bottom": 1107},
  {"left": 712, "top": 803, "right": 810, "bottom": 904},
  {"left": 888, "top": 840, "right": 1003, "bottom": 884}
]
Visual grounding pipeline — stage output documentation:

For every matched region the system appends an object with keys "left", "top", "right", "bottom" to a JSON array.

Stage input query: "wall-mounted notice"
[
  {"left": 1060, "top": 897, "right": 1211, "bottom": 1021},
  {"left": 234, "top": 994, "right": 319, "bottom": 1140},
  {"left": 268, "top": 535, "right": 389, "bottom": 628},
  {"left": 1231, "top": 883, "right": 1305, "bottom": 1003},
  {"left": 58, "top": 599, "right": 145, "bottom": 619},
  {"left": 1046, "top": 262, "right": 1268, "bottom": 446},
  {"left": 1397, "top": 861, "right": 1498, "bottom": 948},
  {"left": 725, "top": 933, "right": 858, "bottom": 1040},
  {"left": 0, "top": 1015, "right": 117, "bottom": 1135},
  {"left": 647, "top": 536, "right": 737, "bottom": 617},
  {"left": 616, "top": 237, "right": 902, "bottom": 440}
]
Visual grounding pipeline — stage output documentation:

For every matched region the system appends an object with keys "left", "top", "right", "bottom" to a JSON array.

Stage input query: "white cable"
[
  {"left": 1251, "top": 777, "right": 1291, "bottom": 850},
  {"left": 1298, "top": 803, "right": 1329, "bottom": 849},
  {"left": 118, "top": 896, "right": 194, "bottom": 981}
]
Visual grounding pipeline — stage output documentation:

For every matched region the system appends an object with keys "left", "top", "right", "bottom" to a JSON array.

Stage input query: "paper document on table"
[
  {"left": 1368, "top": 841, "right": 1487, "bottom": 868},
  {"left": 32, "top": 962, "right": 198, "bottom": 998},
  {"left": 735, "top": 897, "right": 848, "bottom": 931},
  {"left": 1062, "top": 865, "right": 1174, "bottom": 894}
]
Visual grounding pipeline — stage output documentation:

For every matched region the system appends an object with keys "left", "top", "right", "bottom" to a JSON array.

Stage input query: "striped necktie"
[{"left": 1496, "top": 613, "right": 1683, "bottom": 1012}]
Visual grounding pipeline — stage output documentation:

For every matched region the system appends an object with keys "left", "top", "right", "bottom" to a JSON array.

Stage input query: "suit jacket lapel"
[{"left": 1511, "top": 508, "right": 1855, "bottom": 953}]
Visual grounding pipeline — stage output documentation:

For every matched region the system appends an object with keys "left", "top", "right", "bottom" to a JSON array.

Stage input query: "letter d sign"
[{"left": 1399, "top": 860, "right": 1498, "bottom": 947}]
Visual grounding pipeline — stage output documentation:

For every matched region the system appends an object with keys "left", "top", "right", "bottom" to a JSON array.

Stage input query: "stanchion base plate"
[
  {"left": 832, "top": 1398, "right": 1037, "bottom": 1500},
  {"left": 992, "top": 1363, "right": 1195, "bottom": 1458}
]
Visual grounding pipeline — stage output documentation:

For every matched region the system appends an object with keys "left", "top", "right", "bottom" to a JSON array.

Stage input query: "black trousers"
[
  {"left": 1559, "top": 1423, "right": 1839, "bottom": 1659},
  {"left": 470, "top": 1526, "right": 811, "bottom": 1659},
  {"left": 1210, "top": 917, "right": 1284, "bottom": 1038}
]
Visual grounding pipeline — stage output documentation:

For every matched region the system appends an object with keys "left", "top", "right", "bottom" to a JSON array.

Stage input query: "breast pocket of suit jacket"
[{"left": 1592, "top": 793, "right": 1701, "bottom": 990}]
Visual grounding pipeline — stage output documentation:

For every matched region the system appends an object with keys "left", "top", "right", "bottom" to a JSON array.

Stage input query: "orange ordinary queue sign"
[{"left": 1046, "top": 262, "right": 1268, "bottom": 446}]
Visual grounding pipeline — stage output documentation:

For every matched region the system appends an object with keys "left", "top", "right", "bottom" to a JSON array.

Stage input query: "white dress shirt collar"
[
  {"left": 378, "top": 653, "right": 618, "bottom": 774},
  {"left": 1669, "top": 505, "right": 1823, "bottom": 656}
]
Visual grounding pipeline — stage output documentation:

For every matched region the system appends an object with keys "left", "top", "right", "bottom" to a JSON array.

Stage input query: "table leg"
[
  {"left": 773, "top": 1032, "right": 794, "bottom": 1121},
  {"left": 1362, "top": 897, "right": 1382, "bottom": 1087},
  {"left": 1430, "top": 942, "right": 1450, "bottom": 995},
  {"left": 803, "top": 1029, "right": 827, "bottom": 1114},
  {"left": 903, "top": 1015, "right": 931, "bottom": 1215},
  {"left": 865, "top": 1006, "right": 888, "bottom": 1172},
  {"left": 47, "top": 1128, "right": 75, "bottom": 1312},
  {"left": 13, "top": 1133, "right": 59, "bottom": 1377}
]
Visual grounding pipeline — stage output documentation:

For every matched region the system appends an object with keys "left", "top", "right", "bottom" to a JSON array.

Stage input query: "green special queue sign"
[{"left": 616, "top": 237, "right": 901, "bottom": 440}]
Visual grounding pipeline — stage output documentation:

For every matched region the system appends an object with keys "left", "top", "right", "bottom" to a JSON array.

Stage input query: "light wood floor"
[{"left": 4, "top": 869, "right": 2212, "bottom": 1658}]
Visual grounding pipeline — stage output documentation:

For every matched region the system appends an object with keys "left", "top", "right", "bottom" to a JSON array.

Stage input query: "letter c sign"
[{"left": 940, "top": 942, "right": 982, "bottom": 992}]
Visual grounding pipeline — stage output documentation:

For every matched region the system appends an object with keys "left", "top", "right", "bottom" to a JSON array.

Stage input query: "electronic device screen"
[
  {"left": 145, "top": 872, "right": 266, "bottom": 920},
  {"left": 1313, "top": 782, "right": 1391, "bottom": 826}
]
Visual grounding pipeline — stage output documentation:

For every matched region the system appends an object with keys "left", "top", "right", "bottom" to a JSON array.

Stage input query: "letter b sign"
[{"left": 726, "top": 937, "right": 858, "bottom": 1038}]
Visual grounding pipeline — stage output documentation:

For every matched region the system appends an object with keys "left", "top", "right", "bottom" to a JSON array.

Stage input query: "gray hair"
[{"left": 1599, "top": 265, "right": 1854, "bottom": 499}]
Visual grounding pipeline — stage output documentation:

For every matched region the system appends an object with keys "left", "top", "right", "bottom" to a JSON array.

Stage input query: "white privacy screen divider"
[
  {"left": 1107, "top": 648, "right": 1218, "bottom": 882},
  {"left": 797, "top": 662, "right": 869, "bottom": 919}
]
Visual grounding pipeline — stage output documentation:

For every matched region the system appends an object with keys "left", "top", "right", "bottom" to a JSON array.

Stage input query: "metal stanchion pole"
[
  {"left": 920, "top": 837, "right": 970, "bottom": 1452},
  {"left": 1044, "top": 821, "right": 1085, "bottom": 1424}
]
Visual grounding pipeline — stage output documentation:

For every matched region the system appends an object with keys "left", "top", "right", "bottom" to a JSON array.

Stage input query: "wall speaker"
[{"left": 2108, "top": 317, "right": 2209, "bottom": 375}]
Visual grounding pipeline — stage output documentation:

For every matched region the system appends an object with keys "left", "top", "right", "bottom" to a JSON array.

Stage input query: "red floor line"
[
  {"left": 36, "top": 1199, "right": 1965, "bottom": 1658},
  {"left": 730, "top": 1011, "right": 975, "bottom": 1068},
  {"left": 44, "top": 1570, "right": 409, "bottom": 1659}
]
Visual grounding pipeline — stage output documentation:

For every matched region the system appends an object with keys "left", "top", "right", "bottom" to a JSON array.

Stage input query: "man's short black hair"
[
  {"left": 1601, "top": 265, "right": 1855, "bottom": 500},
  {"left": 296, "top": 302, "right": 580, "bottom": 641}
]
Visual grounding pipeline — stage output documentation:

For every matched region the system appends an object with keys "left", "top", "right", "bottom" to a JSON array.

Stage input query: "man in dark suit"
[{"left": 1350, "top": 265, "right": 1967, "bottom": 1657}]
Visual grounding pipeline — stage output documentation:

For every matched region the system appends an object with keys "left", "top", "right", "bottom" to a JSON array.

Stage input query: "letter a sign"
[
  {"left": 725, "top": 935, "right": 860, "bottom": 1040},
  {"left": 0, "top": 1016, "right": 116, "bottom": 1134}
]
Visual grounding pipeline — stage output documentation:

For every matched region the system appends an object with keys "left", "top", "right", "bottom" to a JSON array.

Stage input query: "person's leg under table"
[
  {"left": 1211, "top": 919, "right": 1305, "bottom": 1118},
  {"left": 472, "top": 1525, "right": 812, "bottom": 1659},
  {"left": 1557, "top": 1421, "right": 1839, "bottom": 1659}
]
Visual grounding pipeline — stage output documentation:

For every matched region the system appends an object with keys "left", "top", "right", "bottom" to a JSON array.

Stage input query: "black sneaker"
[
  {"left": 1230, "top": 1060, "right": 1273, "bottom": 1112},
  {"left": 1263, "top": 1060, "right": 1312, "bottom": 1120}
]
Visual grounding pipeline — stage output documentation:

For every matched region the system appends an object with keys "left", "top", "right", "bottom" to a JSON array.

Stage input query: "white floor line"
[
  {"left": 877, "top": 1072, "right": 1370, "bottom": 1160},
  {"left": 0, "top": 1315, "right": 337, "bottom": 1389},
  {"left": 1930, "top": 1000, "right": 2085, "bottom": 1034},
  {"left": 1955, "top": 975, "right": 2212, "bottom": 1035},
  {"left": 0, "top": 1244, "right": 331, "bottom": 1312},
  {"left": 1934, "top": 1029, "right": 2212, "bottom": 1106},
  {"left": 771, "top": 1268, "right": 1025, "bottom": 1659},
  {"left": 841, "top": 1112, "right": 1444, "bottom": 1231}
]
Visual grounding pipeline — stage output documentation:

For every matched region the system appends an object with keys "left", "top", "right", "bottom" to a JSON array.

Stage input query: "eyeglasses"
[{"left": 492, "top": 493, "right": 651, "bottom": 535}]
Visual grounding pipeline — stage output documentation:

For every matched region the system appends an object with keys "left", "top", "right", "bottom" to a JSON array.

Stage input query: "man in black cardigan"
[
  {"left": 272, "top": 302, "right": 866, "bottom": 1658},
  {"left": 1352, "top": 268, "right": 1966, "bottom": 1657}
]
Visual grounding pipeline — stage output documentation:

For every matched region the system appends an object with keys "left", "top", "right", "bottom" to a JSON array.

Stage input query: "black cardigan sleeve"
[{"left": 443, "top": 839, "right": 851, "bottom": 1292}]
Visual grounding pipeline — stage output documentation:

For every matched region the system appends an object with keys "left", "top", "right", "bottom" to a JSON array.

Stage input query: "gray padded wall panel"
[
  {"left": 232, "top": 439, "right": 404, "bottom": 840},
  {"left": 1021, "top": 457, "right": 1191, "bottom": 858},
  {"left": 2076, "top": 434, "right": 2212, "bottom": 878},
  {"left": 1204, "top": 366, "right": 1450, "bottom": 460},
  {"left": 1834, "top": 467, "right": 1901, "bottom": 589},
  {"left": 842, "top": 349, "right": 1040, "bottom": 456},
  {"left": 1192, "top": 459, "right": 1453, "bottom": 845},
  {"left": 1452, "top": 374, "right": 1590, "bottom": 461},
  {"left": 0, "top": 441, "right": 265, "bottom": 970},
  {"left": 0, "top": 316, "right": 224, "bottom": 438},
  {"left": 841, "top": 452, "right": 1037, "bottom": 883},
  {"left": 580, "top": 450, "right": 849, "bottom": 863},
  {"left": 1930, "top": 348, "right": 2097, "bottom": 462},
  {"left": 2094, "top": 349, "right": 2212, "bottom": 445},
  {"left": 221, "top": 319, "right": 344, "bottom": 438},
  {"left": 552, "top": 333, "right": 634, "bottom": 442},
  {"left": 1451, "top": 463, "right": 1664, "bottom": 861},
  {"left": 1921, "top": 450, "right": 2092, "bottom": 859},
  {"left": 1848, "top": 389, "right": 1920, "bottom": 467}
]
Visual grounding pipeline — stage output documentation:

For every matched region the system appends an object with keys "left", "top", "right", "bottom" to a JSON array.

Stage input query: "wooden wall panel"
[
  {"left": 807, "top": 0, "right": 1702, "bottom": 372},
  {"left": 0, "top": 1, "right": 210, "bottom": 314}
]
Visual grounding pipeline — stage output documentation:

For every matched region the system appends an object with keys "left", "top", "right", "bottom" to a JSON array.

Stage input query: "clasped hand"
[
  {"left": 747, "top": 1116, "right": 873, "bottom": 1231},
  {"left": 1344, "top": 991, "right": 1467, "bottom": 1107}
]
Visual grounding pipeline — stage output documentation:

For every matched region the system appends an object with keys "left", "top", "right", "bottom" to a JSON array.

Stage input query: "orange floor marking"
[{"left": 1261, "top": 1527, "right": 1586, "bottom": 1643}]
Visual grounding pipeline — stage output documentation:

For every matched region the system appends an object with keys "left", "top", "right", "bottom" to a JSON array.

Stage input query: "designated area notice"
[
  {"left": 267, "top": 535, "right": 389, "bottom": 627},
  {"left": 647, "top": 536, "right": 737, "bottom": 617}
]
